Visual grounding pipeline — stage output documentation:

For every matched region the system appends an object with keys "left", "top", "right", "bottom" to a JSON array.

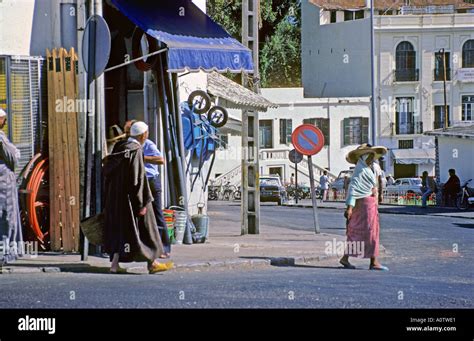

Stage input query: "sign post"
[
  {"left": 291, "top": 125, "right": 325, "bottom": 234},
  {"left": 289, "top": 149, "right": 303, "bottom": 204}
]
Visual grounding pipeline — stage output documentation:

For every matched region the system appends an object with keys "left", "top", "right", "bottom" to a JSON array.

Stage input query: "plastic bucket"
[
  {"left": 163, "top": 209, "right": 175, "bottom": 243},
  {"left": 169, "top": 206, "right": 186, "bottom": 244}
]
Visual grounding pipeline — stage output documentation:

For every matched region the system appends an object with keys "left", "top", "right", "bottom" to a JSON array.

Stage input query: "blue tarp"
[{"left": 111, "top": 0, "right": 254, "bottom": 73}]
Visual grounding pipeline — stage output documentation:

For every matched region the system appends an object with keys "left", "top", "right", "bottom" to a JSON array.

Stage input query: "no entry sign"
[
  {"left": 291, "top": 124, "right": 325, "bottom": 156},
  {"left": 291, "top": 124, "right": 323, "bottom": 234},
  {"left": 289, "top": 149, "right": 303, "bottom": 164}
]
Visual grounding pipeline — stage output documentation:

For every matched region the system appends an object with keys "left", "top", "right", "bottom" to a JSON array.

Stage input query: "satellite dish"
[{"left": 82, "top": 15, "right": 111, "bottom": 84}]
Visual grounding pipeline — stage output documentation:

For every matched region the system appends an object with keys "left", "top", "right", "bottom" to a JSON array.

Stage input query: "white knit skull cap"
[
  {"left": 130, "top": 121, "right": 148, "bottom": 136},
  {"left": 0, "top": 109, "right": 6, "bottom": 117}
]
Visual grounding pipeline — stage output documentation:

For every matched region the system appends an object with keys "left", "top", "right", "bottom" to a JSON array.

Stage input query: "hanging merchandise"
[{"left": 181, "top": 100, "right": 219, "bottom": 192}]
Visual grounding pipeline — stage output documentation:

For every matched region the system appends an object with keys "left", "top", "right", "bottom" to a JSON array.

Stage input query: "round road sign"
[
  {"left": 291, "top": 124, "right": 325, "bottom": 156},
  {"left": 289, "top": 149, "right": 303, "bottom": 164}
]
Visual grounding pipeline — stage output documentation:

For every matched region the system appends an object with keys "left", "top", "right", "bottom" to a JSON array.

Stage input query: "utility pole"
[
  {"left": 369, "top": 0, "right": 377, "bottom": 145},
  {"left": 241, "top": 0, "right": 260, "bottom": 235}
]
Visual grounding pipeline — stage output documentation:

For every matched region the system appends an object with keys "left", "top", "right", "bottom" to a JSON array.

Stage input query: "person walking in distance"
[
  {"left": 442, "top": 169, "right": 461, "bottom": 207},
  {"left": 421, "top": 171, "right": 436, "bottom": 208},
  {"left": 319, "top": 170, "right": 330, "bottom": 202}
]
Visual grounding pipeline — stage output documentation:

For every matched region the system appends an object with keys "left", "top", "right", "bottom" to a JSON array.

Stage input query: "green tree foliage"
[{"left": 207, "top": 0, "right": 301, "bottom": 88}]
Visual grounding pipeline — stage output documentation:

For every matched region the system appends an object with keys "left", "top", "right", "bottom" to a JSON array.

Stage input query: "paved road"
[{"left": 0, "top": 203, "right": 472, "bottom": 308}]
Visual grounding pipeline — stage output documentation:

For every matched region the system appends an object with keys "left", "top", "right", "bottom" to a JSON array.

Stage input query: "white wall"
[
  {"left": 0, "top": 0, "right": 36, "bottom": 55},
  {"left": 0, "top": 0, "right": 74, "bottom": 57},
  {"left": 260, "top": 88, "right": 370, "bottom": 180},
  {"left": 438, "top": 137, "right": 474, "bottom": 184},
  {"left": 302, "top": 1, "right": 372, "bottom": 98},
  {"left": 212, "top": 88, "right": 371, "bottom": 186}
]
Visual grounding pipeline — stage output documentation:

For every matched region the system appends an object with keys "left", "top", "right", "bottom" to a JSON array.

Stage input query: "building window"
[
  {"left": 462, "top": 95, "right": 474, "bottom": 121},
  {"left": 355, "top": 10, "right": 365, "bottom": 19},
  {"left": 344, "top": 10, "right": 354, "bottom": 21},
  {"left": 399, "top": 140, "right": 414, "bottom": 149},
  {"left": 434, "top": 51, "right": 451, "bottom": 81},
  {"left": 216, "top": 133, "right": 229, "bottom": 149},
  {"left": 462, "top": 40, "right": 474, "bottom": 68},
  {"left": 330, "top": 10, "right": 337, "bottom": 23},
  {"left": 395, "top": 41, "right": 418, "bottom": 81},
  {"left": 434, "top": 105, "right": 450, "bottom": 129},
  {"left": 343, "top": 117, "right": 368, "bottom": 146},
  {"left": 279, "top": 119, "right": 292, "bottom": 145},
  {"left": 303, "top": 118, "right": 330, "bottom": 145},
  {"left": 395, "top": 97, "right": 423, "bottom": 134},
  {"left": 259, "top": 120, "right": 273, "bottom": 149}
]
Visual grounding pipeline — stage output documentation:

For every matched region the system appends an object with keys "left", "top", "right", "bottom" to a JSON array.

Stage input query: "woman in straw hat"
[
  {"left": 106, "top": 124, "right": 126, "bottom": 155},
  {"left": 340, "top": 144, "right": 389, "bottom": 271}
]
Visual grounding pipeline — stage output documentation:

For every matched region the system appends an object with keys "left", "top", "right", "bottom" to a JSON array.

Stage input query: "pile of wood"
[{"left": 46, "top": 48, "right": 80, "bottom": 252}]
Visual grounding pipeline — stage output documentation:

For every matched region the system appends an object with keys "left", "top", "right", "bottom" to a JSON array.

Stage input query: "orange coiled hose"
[{"left": 26, "top": 158, "right": 48, "bottom": 244}]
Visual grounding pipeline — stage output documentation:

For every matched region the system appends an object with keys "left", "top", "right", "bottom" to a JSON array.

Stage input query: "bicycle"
[{"left": 456, "top": 179, "right": 474, "bottom": 211}]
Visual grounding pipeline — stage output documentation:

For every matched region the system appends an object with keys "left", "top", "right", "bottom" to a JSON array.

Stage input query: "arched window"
[
  {"left": 395, "top": 41, "right": 418, "bottom": 81},
  {"left": 462, "top": 40, "right": 474, "bottom": 68}
]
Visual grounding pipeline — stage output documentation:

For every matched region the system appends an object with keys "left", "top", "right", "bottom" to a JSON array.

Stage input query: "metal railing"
[
  {"left": 394, "top": 68, "right": 419, "bottom": 82},
  {"left": 396, "top": 121, "right": 423, "bottom": 135},
  {"left": 213, "top": 164, "right": 242, "bottom": 187},
  {"left": 327, "top": 189, "right": 437, "bottom": 206}
]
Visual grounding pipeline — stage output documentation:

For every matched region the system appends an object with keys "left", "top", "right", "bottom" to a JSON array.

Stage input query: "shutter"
[
  {"left": 323, "top": 118, "right": 330, "bottom": 146},
  {"left": 361, "top": 117, "right": 369, "bottom": 143},
  {"left": 279, "top": 119, "right": 285, "bottom": 144},
  {"left": 395, "top": 110, "right": 400, "bottom": 135},
  {"left": 286, "top": 119, "right": 293, "bottom": 144},
  {"left": 343, "top": 118, "right": 350, "bottom": 146}
]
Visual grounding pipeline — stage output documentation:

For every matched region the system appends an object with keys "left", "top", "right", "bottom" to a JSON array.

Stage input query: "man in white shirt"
[{"left": 319, "top": 170, "right": 330, "bottom": 202}]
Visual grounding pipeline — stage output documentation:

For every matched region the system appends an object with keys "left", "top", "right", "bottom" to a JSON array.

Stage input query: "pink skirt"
[{"left": 345, "top": 196, "right": 380, "bottom": 258}]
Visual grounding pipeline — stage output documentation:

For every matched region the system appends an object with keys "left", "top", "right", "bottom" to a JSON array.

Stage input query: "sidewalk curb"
[
  {"left": 1, "top": 254, "right": 339, "bottom": 274},
  {"left": 0, "top": 266, "right": 61, "bottom": 274},
  {"left": 283, "top": 204, "right": 474, "bottom": 220},
  {"left": 1, "top": 247, "right": 390, "bottom": 274}
]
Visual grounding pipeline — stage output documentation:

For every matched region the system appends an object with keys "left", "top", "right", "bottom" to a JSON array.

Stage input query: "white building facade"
[
  {"left": 211, "top": 88, "right": 371, "bottom": 186},
  {"left": 302, "top": 0, "right": 474, "bottom": 179}
]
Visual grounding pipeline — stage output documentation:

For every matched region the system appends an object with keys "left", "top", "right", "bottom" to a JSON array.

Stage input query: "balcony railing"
[
  {"left": 434, "top": 68, "right": 452, "bottom": 81},
  {"left": 396, "top": 121, "right": 423, "bottom": 135},
  {"left": 394, "top": 68, "right": 419, "bottom": 82}
]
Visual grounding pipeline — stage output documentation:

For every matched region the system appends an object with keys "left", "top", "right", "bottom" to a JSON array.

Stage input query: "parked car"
[
  {"left": 385, "top": 178, "right": 423, "bottom": 195},
  {"left": 330, "top": 169, "right": 354, "bottom": 191},
  {"left": 260, "top": 176, "right": 287, "bottom": 205}
]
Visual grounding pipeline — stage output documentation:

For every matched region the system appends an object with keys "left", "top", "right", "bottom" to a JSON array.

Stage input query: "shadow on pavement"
[{"left": 452, "top": 223, "right": 474, "bottom": 229}]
